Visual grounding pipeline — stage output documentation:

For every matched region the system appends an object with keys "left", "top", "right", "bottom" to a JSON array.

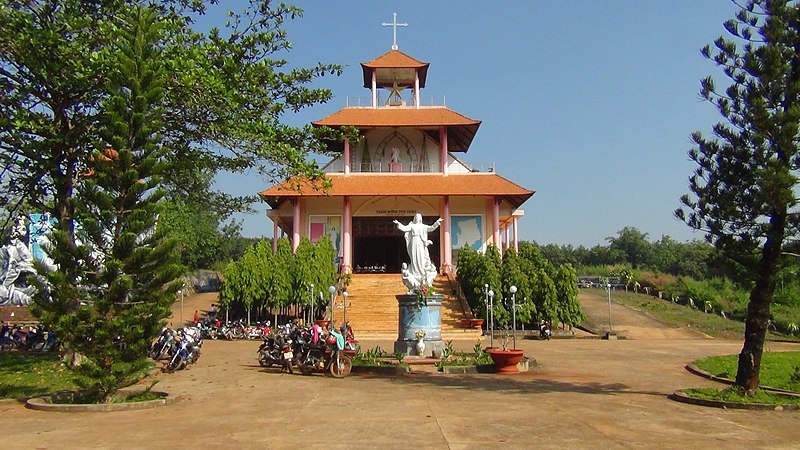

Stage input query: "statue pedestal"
[{"left": 394, "top": 294, "right": 444, "bottom": 358}]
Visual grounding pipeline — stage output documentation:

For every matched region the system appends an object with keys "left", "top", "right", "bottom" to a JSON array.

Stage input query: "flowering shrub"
[{"left": 414, "top": 283, "right": 435, "bottom": 308}]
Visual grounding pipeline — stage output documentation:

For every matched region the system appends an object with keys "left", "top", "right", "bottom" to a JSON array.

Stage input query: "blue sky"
[{"left": 207, "top": 1, "right": 739, "bottom": 247}]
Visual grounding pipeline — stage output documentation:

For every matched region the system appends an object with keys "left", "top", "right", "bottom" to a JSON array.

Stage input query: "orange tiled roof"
[
  {"left": 361, "top": 50, "right": 429, "bottom": 88},
  {"left": 259, "top": 173, "right": 534, "bottom": 209},
  {"left": 313, "top": 107, "right": 481, "bottom": 152}
]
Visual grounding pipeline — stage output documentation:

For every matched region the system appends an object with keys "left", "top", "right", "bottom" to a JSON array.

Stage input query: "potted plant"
[
  {"left": 486, "top": 330, "right": 525, "bottom": 374},
  {"left": 485, "top": 285, "right": 524, "bottom": 374}
]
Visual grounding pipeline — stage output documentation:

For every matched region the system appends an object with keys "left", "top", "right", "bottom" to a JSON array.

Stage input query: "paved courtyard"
[
  {"left": 1, "top": 292, "right": 799, "bottom": 449},
  {"left": 1, "top": 335, "right": 799, "bottom": 449}
]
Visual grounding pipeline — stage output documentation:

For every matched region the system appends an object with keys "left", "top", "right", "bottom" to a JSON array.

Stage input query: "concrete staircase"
[{"left": 339, "top": 273, "right": 483, "bottom": 341}]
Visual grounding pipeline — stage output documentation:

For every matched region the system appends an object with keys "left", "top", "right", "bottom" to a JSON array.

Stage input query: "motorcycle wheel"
[
  {"left": 299, "top": 364, "right": 313, "bottom": 375},
  {"left": 258, "top": 355, "right": 273, "bottom": 368},
  {"left": 329, "top": 354, "right": 352, "bottom": 378},
  {"left": 163, "top": 359, "right": 179, "bottom": 373}
]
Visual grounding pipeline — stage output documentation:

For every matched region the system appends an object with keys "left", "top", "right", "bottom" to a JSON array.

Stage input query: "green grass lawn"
[
  {"left": 0, "top": 352, "right": 79, "bottom": 399},
  {"left": 694, "top": 351, "right": 800, "bottom": 392},
  {"left": 684, "top": 386, "right": 800, "bottom": 405},
  {"left": 601, "top": 289, "right": 747, "bottom": 339},
  {"left": 0, "top": 352, "right": 156, "bottom": 401}
]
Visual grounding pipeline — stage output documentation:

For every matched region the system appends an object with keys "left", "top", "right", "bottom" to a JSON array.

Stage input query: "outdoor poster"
[
  {"left": 309, "top": 215, "right": 342, "bottom": 257},
  {"left": 451, "top": 215, "right": 483, "bottom": 264}
]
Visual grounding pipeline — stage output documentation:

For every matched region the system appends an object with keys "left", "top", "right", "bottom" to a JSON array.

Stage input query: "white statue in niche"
[{"left": 394, "top": 213, "right": 442, "bottom": 288}]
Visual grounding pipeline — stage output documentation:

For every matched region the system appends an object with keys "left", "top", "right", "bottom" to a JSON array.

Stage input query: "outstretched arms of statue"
[
  {"left": 428, "top": 218, "right": 443, "bottom": 231},
  {"left": 394, "top": 219, "right": 410, "bottom": 231}
]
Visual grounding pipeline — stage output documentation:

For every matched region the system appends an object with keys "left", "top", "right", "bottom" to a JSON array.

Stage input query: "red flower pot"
[{"left": 486, "top": 348, "right": 525, "bottom": 374}]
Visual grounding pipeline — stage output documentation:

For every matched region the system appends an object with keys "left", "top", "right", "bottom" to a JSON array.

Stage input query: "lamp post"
[
  {"left": 510, "top": 285, "right": 518, "bottom": 349},
  {"left": 607, "top": 283, "right": 613, "bottom": 335},
  {"left": 180, "top": 284, "right": 186, "bottom": 325},
  {"left": 310, "top": 284, "right": 315, "bottom": 325},
  {"left": 342, "top": 291, "right": 349, "bottom": 333},
  {"left": 484, "top": 284, "right": 489, "bottom": 335},
  {"left": 328, "top": 285, "right": 336, "bottom": 329},
  {"left": 488, "top": 289, "right": 495, "bottom": 348}
]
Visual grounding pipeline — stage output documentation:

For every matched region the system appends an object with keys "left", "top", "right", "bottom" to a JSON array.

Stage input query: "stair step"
[{"left": 338, "top": 273, "right": 476, "bottom": 339}]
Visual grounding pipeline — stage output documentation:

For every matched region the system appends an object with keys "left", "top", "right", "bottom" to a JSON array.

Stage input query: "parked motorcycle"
[
  {"left": 149, "top": 327, "right": 176, "bottom": 360},
  {"left": 197, "top": 318, "right": 222, "bottom": 340},
  {"left": 296, "top": 329, "right": 352, "bottom": 378},
  {"left": 221, "top": 320, "right": 245, "bottom": 340},
  {"left": 539, "top": 321, "right": 552, "bottom": 340},
  {"left": 162, "top": 327, "right": 202, "bottom": 372},
  {"left": 257, "top": 332, "right": 283, "bottom": 368},
  {"left": 244, "top": 321, "right": 270, "bottom": 340}
]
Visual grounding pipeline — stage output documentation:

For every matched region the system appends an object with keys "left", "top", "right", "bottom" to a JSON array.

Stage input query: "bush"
[{"left": 635, "top": 271, "right": 677, "bottom": 293}]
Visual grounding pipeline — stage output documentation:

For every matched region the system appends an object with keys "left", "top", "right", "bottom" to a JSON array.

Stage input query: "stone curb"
[
  {"left": 669, "top": 389, "right": 800, "bottom": 411},
  {"left": 440, "top": 364, "right": 495, "bottom": 374},
  {"left": 685, "top": 364, "right": 800, "bottom": 395},
  {"left": 351, "top": 365, "right": 411, "bottom": 375},
  {"left": 25, "top": 391, "right": 181, "bottom": 413}
]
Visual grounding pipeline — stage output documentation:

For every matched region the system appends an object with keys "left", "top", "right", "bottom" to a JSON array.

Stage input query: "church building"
[{"left": 260, "top": 22, "right": 534, "bottom": 276}]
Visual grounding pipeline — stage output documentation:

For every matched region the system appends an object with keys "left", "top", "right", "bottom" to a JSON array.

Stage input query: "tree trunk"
[{"left": 735, "top": 213, "right": 784, "bottom": 395}]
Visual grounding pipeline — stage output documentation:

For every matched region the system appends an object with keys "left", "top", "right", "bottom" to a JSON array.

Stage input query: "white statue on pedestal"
[{"left": 394, "top": 213, "right": 442, "bottom": 290}]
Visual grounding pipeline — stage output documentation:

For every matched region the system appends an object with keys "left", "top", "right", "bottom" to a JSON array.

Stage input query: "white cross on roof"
[{"left": 382, "top": 12, "right": 408, "bottom": 51}]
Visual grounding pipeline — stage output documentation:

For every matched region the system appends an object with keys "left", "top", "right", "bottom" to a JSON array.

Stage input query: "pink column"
[
  {"left": 292, "top": 199, "right": 301, "bottom": 253},
  {"left": 439, "top": 126, "right": 448, "bottom": 175},
  {"left": 505, "top": 226, "right": 511, "bottom": 251},
  {"left": 342, "top": 196, "right": 352, "bottom": 274},
  {"left": 513, "top": 216, "right": 519, "bottom": 253},
  {"left": 272, "top": 218, "right": 279, "bottom": 253},
  {"left": 441, "top": 196, "right": 452, "bottom": 274},
  {"left": 492, "top": 198, "right": 501, "bottom": 256},
  {"left": 343, "top": 139, "right": 350, "bottom": 174}
]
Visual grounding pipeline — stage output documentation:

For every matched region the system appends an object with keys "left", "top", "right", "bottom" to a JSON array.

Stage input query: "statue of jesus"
[{"left": 394, "top": 213, "right": 443, "bottom": 287}]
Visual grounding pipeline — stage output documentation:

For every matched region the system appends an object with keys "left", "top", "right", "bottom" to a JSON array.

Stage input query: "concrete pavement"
[{"left": 1, "top": 336, "right": 798, "bottom": 449}]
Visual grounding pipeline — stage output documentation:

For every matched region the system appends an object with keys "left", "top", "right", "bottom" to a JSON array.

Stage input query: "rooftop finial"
[{"left": 382, "top": 12, "right": 408, "bottom": 51}]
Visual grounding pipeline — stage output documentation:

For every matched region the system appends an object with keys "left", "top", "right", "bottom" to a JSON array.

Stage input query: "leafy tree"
[
  {"left": 157, "top": 200, "right": 223, "bottom": 269},
  {"left": 676, "top": 0, "right": 800, "bottom": 395},
  {"left": 500, "top": 250, "right": 536, "bottom": 325},
  {"left": 607, "top": 227, "right": 653, "bottom": 269},
  {"left": 268, "top": 238, "right": 294, "bottom": 314},
  {"left": 554, "top": 264, "right": 585, "bottom": 327},
  {"left": 291, "top": 238, "right": 315, "bottom": 307},
  {"left": 0, "top": 0, "right": 342, "bottom": 243},
  {"left": 31, "top": 6, "right": 181, "bottom": 402},
  {"left": 309, "top": 236, "right": 337, "bottom": 318}
]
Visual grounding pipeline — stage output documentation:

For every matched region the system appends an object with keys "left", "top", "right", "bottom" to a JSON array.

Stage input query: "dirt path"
[
  {"left": 578, "top": 289, "right": 709, "bottom": 339},
  {"left": 167, "top": 292, "right": 218, "bottom": 328}
]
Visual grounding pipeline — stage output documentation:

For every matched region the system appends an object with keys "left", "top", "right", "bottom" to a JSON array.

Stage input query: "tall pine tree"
[
  {"left": 32, "top": 5, "right": 182, "bottom": 402},
  {"left": 677, "top": 0, "right": 800, "bottom": 395}
]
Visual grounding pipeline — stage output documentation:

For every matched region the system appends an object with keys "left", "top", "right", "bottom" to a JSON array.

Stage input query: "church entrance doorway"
[{"left": 352, "top": 217, "right": 440, "bottom": 274}]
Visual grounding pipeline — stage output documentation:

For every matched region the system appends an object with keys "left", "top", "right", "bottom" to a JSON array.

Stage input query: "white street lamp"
[
  {"left": 510, "top": 285, "right": 518, "bottom": 349},
  {"left": 328, "top": 285, "right": 336, "bottom": 329},
  {"left": 484, "top": 284, "right": 489, "bottom": 335},
  {"left": 342, "top": 291, "right": 349, "bottom": 334},
  {"left": 310, "top": 284, "right": 315, "bottom": 325},
  {"left": 607, "top": 283, "right": 613, "bottom": 336},
  {"left": 488, "top": 289, "right": 495, "bottom": 348},
  {"left": 180, "top": 284, "right": 186, "bottom": 325}
]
